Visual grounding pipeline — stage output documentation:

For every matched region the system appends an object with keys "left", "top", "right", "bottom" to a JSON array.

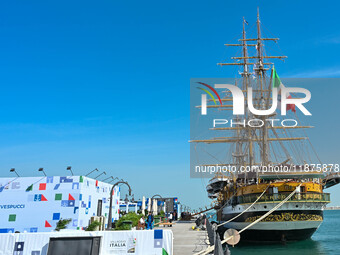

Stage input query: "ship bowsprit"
[{"left": 323, "top": 172, "right": 340, "bottom": 189}]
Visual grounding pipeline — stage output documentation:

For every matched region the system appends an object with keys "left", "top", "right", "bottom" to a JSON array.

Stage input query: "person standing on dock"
[
  {"left": 146, "top": 212, "right": 154, "bottom": 230},
  {"left": 173, "top": 211, "right": 177, "bottom": 221},
  {"left": 169, "top": 212, "right": 173, "bottom": 227}
]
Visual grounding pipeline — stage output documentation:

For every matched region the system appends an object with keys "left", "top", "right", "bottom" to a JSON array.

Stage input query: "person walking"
[
  {"left": 173, "top": 211, "right": 177, "bottom": 221},
  {"left": 168, "top": 212, "right": 173, "bottom": 227},
  {"left": 146, "top": 212, "right": 154, "bottom": 230}
]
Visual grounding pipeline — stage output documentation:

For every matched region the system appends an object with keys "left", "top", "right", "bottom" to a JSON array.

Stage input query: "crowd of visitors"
[{"left": 137, "top": 211, "right": 178, "bottom": 230}]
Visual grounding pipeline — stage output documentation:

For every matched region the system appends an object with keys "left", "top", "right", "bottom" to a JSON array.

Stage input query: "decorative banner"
[{"left": 0, "top": 176, "right": 120, "bottom": 232}]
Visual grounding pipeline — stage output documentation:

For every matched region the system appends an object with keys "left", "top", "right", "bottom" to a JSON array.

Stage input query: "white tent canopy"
[
  {"left": 152, "top": 199, "right": 157, "bottom": 215},
  {"left": 141, "top": 196, "right": 146, "bottom": 215},
  {"left": 147, "top": 197, "right": 151, "bottom": 212}
]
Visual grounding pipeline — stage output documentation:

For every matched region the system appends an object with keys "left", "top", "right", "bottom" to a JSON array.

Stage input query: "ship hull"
[
  {"left": 232, "top": 227, "right": 317, "bottom": 243},
  {"left": 220, "top": 220, "right": 321, "bottom": 243},
  {"left": 218, "top": 202, "right": 325, "bottom": 243}
]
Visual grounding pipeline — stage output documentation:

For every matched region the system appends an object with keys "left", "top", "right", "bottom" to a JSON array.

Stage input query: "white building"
[
  {"left": 119, "top": 201, "right": 138, "bottom": 213},
  {"left": 0, "top": 176, "right": 120, "bottom": 233}
]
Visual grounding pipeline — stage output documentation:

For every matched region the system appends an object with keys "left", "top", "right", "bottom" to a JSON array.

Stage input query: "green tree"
[
  {"left": 115, "top": 212, "right": 142, "bottom": 230},
  {"left": 86, "top": 221, "right": 102, "bottom": 231},
  {"left": 55, "top": 218, "right": 72, "bottom": 231}
]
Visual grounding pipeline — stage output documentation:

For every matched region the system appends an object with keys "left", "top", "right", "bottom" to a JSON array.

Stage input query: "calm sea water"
[{"left": 229, "top": 210, "right": 340, "bottom": 255}]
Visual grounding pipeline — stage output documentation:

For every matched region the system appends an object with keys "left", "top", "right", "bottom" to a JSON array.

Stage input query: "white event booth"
[{"left": 0, "top": 229, "right": 173, "bottom": 255}]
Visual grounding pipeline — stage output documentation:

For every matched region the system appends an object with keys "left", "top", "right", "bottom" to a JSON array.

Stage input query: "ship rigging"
[{"left": 190, "top": 9, "right": 340, "bottom": 243}]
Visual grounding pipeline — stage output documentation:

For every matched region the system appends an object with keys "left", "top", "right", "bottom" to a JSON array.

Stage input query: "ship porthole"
[
  {"left": 264, "top": 205, "right": 267, "bottom": 209},
  {"left": 296, "top": 205, "right": 299, "bottom": 208}
]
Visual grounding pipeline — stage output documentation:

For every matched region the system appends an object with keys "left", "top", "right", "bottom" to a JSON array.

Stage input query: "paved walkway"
[{"left": 157, "top": 221, "right": 209, "bottom": 255}]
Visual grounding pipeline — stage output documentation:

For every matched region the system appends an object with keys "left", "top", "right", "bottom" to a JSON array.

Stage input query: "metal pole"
[
  {"left": 10, "top": 168, "right": 19, "bottom": 177},
  {"left": 67, "top": 166, "right": 73, "bottom": 176},
  {"left": 107, "top": 181, "right": 132, "bottom": 230},
  {"left": 94, "top": 171, "right": 106, "bottom": 179},
  {"left": 85, "top": 168, "right": 99, "bottom": 176}
]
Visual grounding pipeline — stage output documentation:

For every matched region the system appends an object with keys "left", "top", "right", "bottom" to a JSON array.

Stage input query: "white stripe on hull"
[
  {"left": 222, "top": 201, "right": 326, "bottom": 215},
  {"left": 223, "top": 220, "right": 322, "bottom": 231}
]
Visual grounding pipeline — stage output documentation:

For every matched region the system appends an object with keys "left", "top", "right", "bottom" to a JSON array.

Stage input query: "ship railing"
[
  {"left": 325, "top": 171, "right": 340, "bottom": 179},
  {"left": 237, "top": 192, "right": 330, "bottom": 204}
]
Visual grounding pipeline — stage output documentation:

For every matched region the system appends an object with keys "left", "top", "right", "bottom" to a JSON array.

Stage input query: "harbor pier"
[{"left": 157, "top": 221, "right": 209, "bottom": 254}]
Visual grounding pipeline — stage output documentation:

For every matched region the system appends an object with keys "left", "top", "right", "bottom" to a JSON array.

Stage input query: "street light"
[
  {"left": 38, "top": 168, "right": 46, "bottom": 176},
  {"left": 10, "top": 168, "right": 19, "bottom": 177},
  {"left": 151, "top": 194, "right": 162, "bottom": 200},
  {"left": 102, "top": 176, "right": 114, "bottom": 182},
  {"left": 116, "top": 179, "right": 126, "bottom": 186},
  {"left": 94, "top": 171, "right": 106, "bottom": 179},
  {"left": 67, "top": 166, "right": 74, "bottom": 176},
  {"left": 109, "top": 177, "right": 119, "bottom": 183},
  {"left": 107, "top": 180, "right": 132, "bottom": 230},
  {"left": 85, "top": 168, "right": 99, "bottom": 176},
  {"left": 125, "top": 194, "right": 129, "bottom": 204}
]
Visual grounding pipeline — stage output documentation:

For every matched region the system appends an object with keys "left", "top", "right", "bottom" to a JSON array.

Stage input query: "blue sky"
[{"left": 0, "top": 0, "right": 339, "bottom": 209}]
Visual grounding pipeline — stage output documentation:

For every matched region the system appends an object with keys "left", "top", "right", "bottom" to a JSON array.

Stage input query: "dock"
[{"left": 157, "top": 221, "right": 209, "bottom": 254}]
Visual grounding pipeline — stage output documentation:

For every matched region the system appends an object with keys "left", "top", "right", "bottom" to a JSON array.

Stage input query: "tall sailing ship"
[{"left": 190, "top": 11, "right": 340, "bottom": 243}]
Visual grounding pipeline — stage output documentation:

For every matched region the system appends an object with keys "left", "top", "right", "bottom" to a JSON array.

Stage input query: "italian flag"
[{"left": 272, "top": 67, "right": 296, "bottom": 113}]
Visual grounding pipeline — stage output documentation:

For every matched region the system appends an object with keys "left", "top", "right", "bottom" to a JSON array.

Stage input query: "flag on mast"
[
  {"left": 272, "top": 67, "right": 282, "bottom": 89},
  {"left": 272, "top": 67, "right": 296, "bottom": 113}
]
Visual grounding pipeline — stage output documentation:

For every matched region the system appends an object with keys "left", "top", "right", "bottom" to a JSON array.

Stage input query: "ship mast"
[
  {"left": 256, "top": 9, "right": 269, "bottom": 167},
  {"left": 237, "top": 9, "right": 287, "bottom": 168},
  {"left": 241, "top": 17, "right": 251, "bottom": 181},
  {"left": 190, "top": 10, "right": 317, "bottom": 182},
  {"left": 224, "top": 10, "right": 285, "bottom": 171},
  {"left": 234, "top": 18, "right": 249, "bottom": 175}
]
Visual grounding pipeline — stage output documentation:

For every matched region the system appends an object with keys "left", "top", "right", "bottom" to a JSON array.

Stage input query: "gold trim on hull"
[{"left": 245, "top": 213, "right": 323, "bottom": 222}]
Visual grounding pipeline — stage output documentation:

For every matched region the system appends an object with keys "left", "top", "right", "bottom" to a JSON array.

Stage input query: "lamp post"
[
  {"left": 102, "top": 176, "right": 114, "bottom": 182},
  {"left": 124, "top": 194, "right": 129, "bottom": 204},
  {"left": 10, "top": 168, "right": 19, "bottom": 177},
  {"left": 38, "top": 168, "right": 46, "bottom": 176},
  {"left": 107, "top": 181, "right": 132, "bottom": 230},
  {"left": 130, "top": 195, "right": 137, "bottom": 213},
  {"left": 94, "top": 171, "right": 106, "bottom": 179},
  {"left": 124, "top": 195, "right": 129, "bottom": 213},
  {"left": 85, "top": 168, "right": 99, "bottom": 177},
  {"left": 67, "top": 166, "right": 74, "bottom": 176},
  {"left": 109, "top": 177, "right": 119, "bottom": 183},
  {"left": 151, "top": 194, "right": 162, "bottom": 200}
]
